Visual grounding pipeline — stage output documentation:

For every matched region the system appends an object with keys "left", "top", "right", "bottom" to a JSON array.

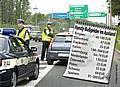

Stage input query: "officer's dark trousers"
[{"left": 41, "top": 41, "right": 50, "bottom": 61}]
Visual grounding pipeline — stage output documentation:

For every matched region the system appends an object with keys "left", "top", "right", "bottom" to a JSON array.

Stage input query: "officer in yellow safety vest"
[
  {"left": 41, "top": 22, "right": 54, "bottom": 61},
  {"left": 17, "top": 19, "right": 31, "bottom": 46}
]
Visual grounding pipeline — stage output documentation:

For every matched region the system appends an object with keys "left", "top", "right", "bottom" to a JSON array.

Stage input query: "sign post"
[{"left": 63, "top": 21, "right": 117, "bottom": 83}]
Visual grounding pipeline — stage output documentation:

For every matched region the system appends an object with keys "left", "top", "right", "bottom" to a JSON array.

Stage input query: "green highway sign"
[
  {"left": 69, "top": 5, "right": 88, "bottom": 19},
  {"left": 89, "top": 12, "right": 107, "bottom": 17}
]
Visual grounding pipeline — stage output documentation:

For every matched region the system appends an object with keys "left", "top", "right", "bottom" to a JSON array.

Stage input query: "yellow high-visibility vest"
[
  {"left": 17, "top": 28, "right": 30, "bottom": 41},
  {"left": 42, "top": 27, "right": 52, "bottom": 42}
]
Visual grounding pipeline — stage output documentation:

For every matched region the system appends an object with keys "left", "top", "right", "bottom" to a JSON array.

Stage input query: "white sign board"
[{"left": 63, "top": 23, "right": 117, "bottom": 83}]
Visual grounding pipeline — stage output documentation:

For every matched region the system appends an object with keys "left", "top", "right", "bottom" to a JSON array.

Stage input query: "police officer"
[
  {"left": 17, "top": 19, "right": 31, "bottom": 46},
  {"left": 41, "top": 22, "right": 54, "bottom": 61}
]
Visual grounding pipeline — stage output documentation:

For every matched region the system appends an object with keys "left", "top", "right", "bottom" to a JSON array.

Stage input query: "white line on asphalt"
[{"left": 27, "top": 65, "right": 54, "bottom": 87}]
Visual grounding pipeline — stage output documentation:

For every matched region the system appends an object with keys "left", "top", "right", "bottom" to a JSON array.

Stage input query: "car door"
[
  {"left": 15, "top": 37, "right": 36, "bottom": 76},
  {"left": 27, "top": 51, "right": 36, "bottom": 73},
  {"left": 9, "top": 37, "right": 28, "bottom": 78},
  {"left": 17, "top": 37, "right": 36, "bottom": 74}
]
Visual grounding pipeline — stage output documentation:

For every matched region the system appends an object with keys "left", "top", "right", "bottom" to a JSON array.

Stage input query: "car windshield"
[
  {"left": 37, "top": 32, "right": 41, "bottom": 36},
  {"left": 54, "top": 35, "right": 72, "bottom": 42},
  {"left": 0, "top": 37, "right": 6, "bottom": 51}
]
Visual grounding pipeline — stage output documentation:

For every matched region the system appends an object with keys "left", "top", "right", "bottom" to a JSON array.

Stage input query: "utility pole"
[
  {"left": 107, "top": 0, "right": 112, "bottom": 26},
  {"left": 106, "top": 14, "right": 107, "bottom": 25},
  {"left": 33, "top": 6, "right": 38, "bottom": 26},
  {"left": 109, "top": 0, "right": 112, "bottom": 26}
]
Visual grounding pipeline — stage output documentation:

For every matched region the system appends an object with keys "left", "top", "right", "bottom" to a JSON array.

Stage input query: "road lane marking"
[{"left": 25, "top": 65, "right": 54, "bottom": 87}]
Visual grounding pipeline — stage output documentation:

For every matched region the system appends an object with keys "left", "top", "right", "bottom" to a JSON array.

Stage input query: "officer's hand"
[{"left": 48, "top": 33, "right": 54, "bottom": 38}]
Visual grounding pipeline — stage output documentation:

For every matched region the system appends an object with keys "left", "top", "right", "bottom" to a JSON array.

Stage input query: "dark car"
[
  {"left": 46, "top": 32, "right": 72, "bottom": 65},
  {"left": 30, "top": 31, "right": 37, "bottom": 40},
  {"left": 0, "top": 34, "right": 39, "bottom": 87},
  {"left": 34, "top": 31, "right": 42, "bottom": 42},
  {"left": 30, "top": 31, "right": 42, "bottom": 42}
]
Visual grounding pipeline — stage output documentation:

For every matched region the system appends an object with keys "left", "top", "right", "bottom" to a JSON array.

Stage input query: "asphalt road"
[
  {"left": 17, "top": 41, "right": 120, "bottom": 87},
  {"left": 35, "top": 50, "right": 120, "bottom": 87},
  {"left": 36, "top": 61, "right": 105, "bottom": 87}
]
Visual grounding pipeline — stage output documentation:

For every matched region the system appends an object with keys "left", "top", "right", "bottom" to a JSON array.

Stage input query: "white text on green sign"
[
  {"left": 69, "top": 5, "right": 88, "bottom": 19},
  {"left": 89, "top": 12, "right": 107, "bottom": 17}
]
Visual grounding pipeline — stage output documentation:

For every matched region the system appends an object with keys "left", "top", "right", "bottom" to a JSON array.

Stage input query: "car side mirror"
[{"left": 31, "top": 47, "right": 37, "bottom": 52}]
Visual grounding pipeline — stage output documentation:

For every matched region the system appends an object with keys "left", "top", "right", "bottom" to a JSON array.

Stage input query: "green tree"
[
  {"left": 14, "top": 0, "right": 30, "bottom": 23},
  {"left": 0, "top": 0, "right": 7, "bottom": 24},
  {"left": 111, "top": 0, "right": 120, "bottom": 16},
  {"left": 0, "top": 0, "right": 30, "bottom": 25},
  {"left": 30, "top": 12, "right": 47, "bottom": 25}
]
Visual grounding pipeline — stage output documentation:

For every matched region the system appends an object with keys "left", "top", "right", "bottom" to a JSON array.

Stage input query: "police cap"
[
  {"left": 47, "top": 22, "right": 52, "bottom": 25},
  {"left": 17, "top": 19, "right": 25, "bottom": 24}
]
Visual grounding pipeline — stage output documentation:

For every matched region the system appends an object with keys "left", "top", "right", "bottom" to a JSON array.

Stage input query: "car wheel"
[
  {"left": 47, "top": 59, "right": 54, "bottom": 65},
  {"left": 29, "top": 63, "right": 39, "bottom": 80},
  {"left": 10, "top": 71, "right": 17, "bottom": 87}
]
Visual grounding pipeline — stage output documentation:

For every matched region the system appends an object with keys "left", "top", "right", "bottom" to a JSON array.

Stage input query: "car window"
[
  {"left": 54, "top": 35, "right": 72, "bottom": 42},
  {"left": 0, "top": 37, "right": 6, "bottom": 51},
  {"left": 10, "top": 37, "right": 23, "bottom": 52},
  {"left": 10, "top": 37, "right": 27, "bottom": 53},
  {"left": 37, "top": 32, "right": 41, "bottom": 35},
  {"left": 17, "top": 38, "right": 28, "bottom": 52}
]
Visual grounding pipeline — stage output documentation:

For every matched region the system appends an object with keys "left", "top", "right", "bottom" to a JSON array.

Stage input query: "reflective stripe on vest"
[{"left": 42, "top": 28, "right": 51, "bottom": 41}]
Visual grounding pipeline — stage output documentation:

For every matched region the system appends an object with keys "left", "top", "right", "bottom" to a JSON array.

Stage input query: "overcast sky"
[
  {"left": 29, "top": 0, "right": 108, "bottom": 23},
  {"left": 29, "top": 0, "right": 107, "bottom": 14}
]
